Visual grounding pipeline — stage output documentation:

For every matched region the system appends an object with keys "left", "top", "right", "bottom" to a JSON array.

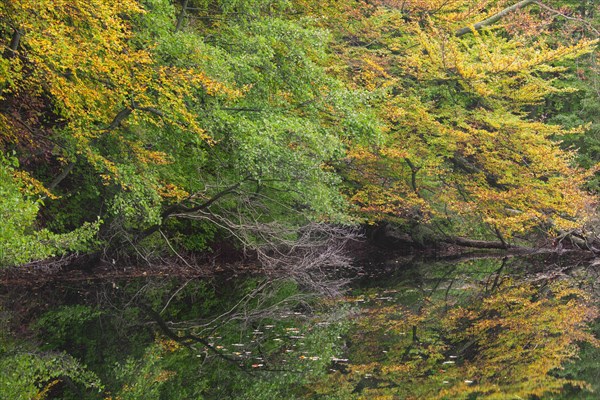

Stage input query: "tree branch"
[
  {"left": 134, "top": 105, "right": 165, "bottom": 117},
  {"left": 494, "top": 226, "right": 508, "bottom": 249},
  {"left": 534, "top": 1, "right": 600, "bottom": 37},
  {"left": 105, "top": 107, "right": 132, "bottom": 131},
  {"left": 450, "top": 155, "right": 507, "bottom": 190},
  {"left": 220, "top": 107, "right": 265, "bottom": 112},
  {"left": 442, "top": 236, "right": 528, "bottom": 250},
  {"left": 4, "top": 28, "right": 22, "bottom": 58},
  {"left": 404, "top": 158, "right": 420, "bottom": 194},
  {"left": 103, "top": 103, "right": 165, "bottom": 132},
  {"left": 48, "top": 162, "right": 76, "bottom": 190},
  {"left": 175, "top": 0, "right": 190, "bottom": 32},
  {"left": 137, "top": 177, "right": 251, "bottom": 241},
  {"left": 455, "top": 0, "right": 537, "bottom": 37}
]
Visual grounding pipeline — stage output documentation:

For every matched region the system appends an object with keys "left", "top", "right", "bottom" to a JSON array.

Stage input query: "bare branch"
[
  {"left": 172, "top": 205, "right": 362, "bottom": 296},
  {"left": 456, "top": 0, "right": 537, "bottom": 37},
  {"left": 137, "top": 176, "right": 252, "bottom": 241}
]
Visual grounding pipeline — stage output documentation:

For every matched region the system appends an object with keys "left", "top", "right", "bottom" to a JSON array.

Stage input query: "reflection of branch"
[
  {"left": 159, "top": 278, "right": 191, "bottom": 315},
  {"left": 488, "top": 257, "right": 507, "bottom": 293},
  {"left": 140, "top": 303, "right": 248, "bottom": 368}
]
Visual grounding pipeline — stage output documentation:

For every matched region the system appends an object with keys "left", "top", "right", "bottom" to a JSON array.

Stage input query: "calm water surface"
[{"left": 1, "top": 253, "right": 598, "bottom": 399}]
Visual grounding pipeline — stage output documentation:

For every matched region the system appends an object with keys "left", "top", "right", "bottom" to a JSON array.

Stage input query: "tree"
[
  {"left": 0, "top": 0, "right": 374, "bottom": 268},
  {"left": 298, "top": 0, "right": 598, "bottom": 243},
  {"left": 2, "top": 0, "right": 598, "bottom": 267},
  {"left": 0, "top": 154, "right": 98, "bottom": 266},
  {"left": 0, "top": 0, "right": 232, "bottom": 265}
]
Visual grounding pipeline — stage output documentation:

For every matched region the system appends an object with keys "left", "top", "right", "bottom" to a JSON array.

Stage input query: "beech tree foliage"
[
  {"left": 0, "top": 0, "right": 374, "bottom": 266},
  {"left": 304, "top": 0, "right": 598, "bottom": 240},
  {"left": 0, "top": 0, "right": 598, "bottom": 266}
]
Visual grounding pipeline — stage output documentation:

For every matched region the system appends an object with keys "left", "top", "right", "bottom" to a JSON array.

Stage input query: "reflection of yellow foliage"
[
  {"left": 153, "top": 370, "right": 176, "bottom": 383},
  {"left": 333, "top": 279, "right": 598, "bottom": 400},
  {"left": 439, "top": 281, "right": 598, "bottom": 399},
  {"left": 157, "top": 338, "right": 182, "bottom": 353}
]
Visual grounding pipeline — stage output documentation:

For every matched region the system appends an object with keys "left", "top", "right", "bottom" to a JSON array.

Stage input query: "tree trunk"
[
  {"left": 175, "top": 0, "right": 190, "bottom": 32},
  {"left": 442, "top": 236, "right": 528, "bottom": 250}
]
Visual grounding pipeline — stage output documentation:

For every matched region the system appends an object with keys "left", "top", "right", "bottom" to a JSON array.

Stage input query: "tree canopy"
[{"left": 0, "top": 0, "right": 598, "bottom": 263}]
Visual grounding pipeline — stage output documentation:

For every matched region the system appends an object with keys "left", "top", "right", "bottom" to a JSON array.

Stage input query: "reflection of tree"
[
  {"left": 1, "top": 273, "right": 350, "bottom": 399},
  {"left": 318, "top": 272, "right": 599, "bottom": 399},
  {"left": 441, "top": 281, "right": 599, "bottom": 399}
]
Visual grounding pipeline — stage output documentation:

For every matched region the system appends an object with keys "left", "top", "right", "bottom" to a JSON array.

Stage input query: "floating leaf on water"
[{"left": 331, "top": 357, "right": 349, "bottom": 362}]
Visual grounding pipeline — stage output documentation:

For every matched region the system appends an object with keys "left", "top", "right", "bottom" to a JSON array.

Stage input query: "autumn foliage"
[
  {"left": 304, "top": 0, "right": 598, "bottom": 239},
  {"left": 0, "top": 0, "right": 599, "bottom": 266},
  {"left": 312, "top": 275, "right": 599, "bottom": 399}
]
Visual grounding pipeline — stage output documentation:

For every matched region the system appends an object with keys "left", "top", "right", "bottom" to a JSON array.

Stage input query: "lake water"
[{"left": 1, "top": 253, "right": 598, "bottom": 399}]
